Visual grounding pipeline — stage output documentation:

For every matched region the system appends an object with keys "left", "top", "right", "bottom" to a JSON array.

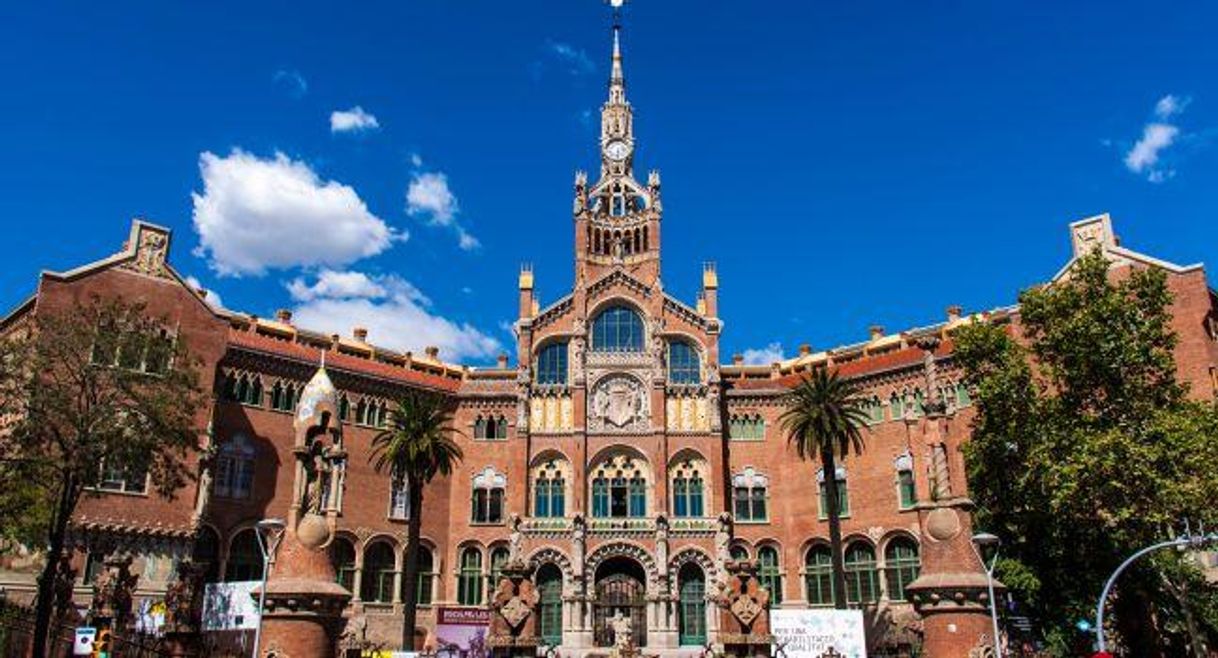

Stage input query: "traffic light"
[{"left": 92, "top": 629, "right": 112, "bottom": 658}]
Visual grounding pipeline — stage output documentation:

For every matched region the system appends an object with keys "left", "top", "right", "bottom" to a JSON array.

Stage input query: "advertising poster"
[
  {"left": 771, "top": 609, "right": 867, "bottom": 658},
  {"left": 201, "top": 581, "right": 261, "bottom": 631},
  {"left": 434, "top": 607, "right": 491, "bottom": 658}
]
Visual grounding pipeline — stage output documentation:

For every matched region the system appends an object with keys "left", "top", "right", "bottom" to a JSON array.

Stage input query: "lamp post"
[
  {"left": 971, "top": 532, "right": 1003, "bottom": 658},
  {"left": 252, "top": 518, "right": 286, "bottom": 658}
]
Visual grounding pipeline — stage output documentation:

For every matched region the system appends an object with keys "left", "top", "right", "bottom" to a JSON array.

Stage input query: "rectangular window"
[
  {"left": 390, "top": 478, "right": 409, "bottom": 519},
  {"left": 593, "top": 479, "right": 610, "bottom": 517},
  {"left": 97, "top": 460, "right": 148, "bottom": 494},
  {"left": 898, "top": 471, "right": 917, "bottom": 509},
  {"left": 733, "top": 486, "right": 750, "bottom": 520},
  {"left": 818, "top": 480, "right": 849, "bottom": 518},
  {"left": 689, "top": 481, "right": 704, "bottom": 517},
  {"left": 628, "top": 478, "right": 645, "bottom": 517}
]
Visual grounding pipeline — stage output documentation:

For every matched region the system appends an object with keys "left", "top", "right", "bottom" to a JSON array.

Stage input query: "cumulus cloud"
[
  {"left": 330, "top": 106, "right": 380, "bottom": 133},
  {"left": 406, "top": 170, "right": 480, "bottom": 250},
  {"left": 272, "top": 69, "right": 308, "bottom": 98},
  {"left": 184, "top": 275, "right": 225, "bottom": 310},
  {"left": 1124, "top": 94, "right": 1191, "bottom": 183},
  {"left": 192, "top": 150, "right": 403, "bottom": 276},
  {"left": 288, "top": 270, "right": 500, "bottom": 362},
  {"left": 742, "top": 342, "right": 784, "bottom": 365}
]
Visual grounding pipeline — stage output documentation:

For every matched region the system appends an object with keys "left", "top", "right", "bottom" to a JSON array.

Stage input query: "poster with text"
[
  {"left": 434, "top": 607, "right": 491, "bottom": 658},
  {"left": 201, "top": 581, "right": 260, "bottom": 631},
  {"left": 771, "top": 609, "right": 867, "bottom": 658}
]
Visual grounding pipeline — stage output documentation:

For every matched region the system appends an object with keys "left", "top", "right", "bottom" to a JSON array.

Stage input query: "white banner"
[
  {"left": 771, "top": 609, "right": 867, "bottom": 658},
  {"left": 202, "top": 581, "right": 261, "bottom": 631}
]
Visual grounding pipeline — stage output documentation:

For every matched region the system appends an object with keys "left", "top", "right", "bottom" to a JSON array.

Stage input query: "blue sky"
[{"left": 2, "top": 1, "right": 1216, "bottom": 365}]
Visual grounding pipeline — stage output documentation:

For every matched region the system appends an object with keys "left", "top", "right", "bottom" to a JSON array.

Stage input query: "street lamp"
[
  {"left": 252, "top": 518, "right": 286, "bottom": 658},
  {"left": 971, "top": 532, "right": 1003, "bottom": 658}
]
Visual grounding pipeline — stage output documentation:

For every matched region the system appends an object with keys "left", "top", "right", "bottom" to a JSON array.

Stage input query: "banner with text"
[{"left": 771, "top": 609, "right": 867, "bottom": 658}]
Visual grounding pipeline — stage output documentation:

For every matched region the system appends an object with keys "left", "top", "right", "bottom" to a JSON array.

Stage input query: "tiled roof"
[{"left": 228, "top": 329, "right": 462, "bottom": 393}]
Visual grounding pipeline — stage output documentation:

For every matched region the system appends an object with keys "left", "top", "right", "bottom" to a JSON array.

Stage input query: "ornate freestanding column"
[
  {"left": 904, "top": 338, "right": 1004, "bottom": 658},
  {"left": 252, "top": 359, "right": 351, "bottom": 658},
  {"left": 488, "top": 516, "right": 541, "bottom": 658}
]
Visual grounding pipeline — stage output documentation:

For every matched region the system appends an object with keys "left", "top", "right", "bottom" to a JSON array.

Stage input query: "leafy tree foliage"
[
  {"left": 954, "top": 250, "right": 1218, "bottom": 655},
  {"left": 780, "top": 368, "right": 870, "bottom": 609},
  {"left": 369, "top": 390, "right": 463, "bottom": 650},
  {"left": 0, "top": 298, "right": 206, "bottom": 657}
]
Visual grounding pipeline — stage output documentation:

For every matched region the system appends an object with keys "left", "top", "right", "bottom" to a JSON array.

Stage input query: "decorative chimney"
[
  {"left": 425, "top": 346, "right": 440, "bottom": 359},
  {"left": 798, "top": 343, "right": 812, "bottom": 356},
  {"left": 946, "top": 305, "right": 963, "bottom": 323},
  {"left": 353, "top": 327, "right": 368, "bottom": 342},
  {"left": 732, "top": 354, "right": 744, "bottom": 366},
  {"left": 497, "top": 353, "right": 510, "bottom": 369},
  {"left": 869, "top": 325, "right": 885, "bottom": 341},
  {"left": 276, "top": 309, "right": 293, "bottom": 324}
]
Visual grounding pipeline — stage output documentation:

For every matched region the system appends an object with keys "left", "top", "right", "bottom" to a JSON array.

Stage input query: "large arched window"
[
  {"left": 591, "top": 306, "right": 644, "bottom": 352},
  {"left": 457, "top": 547, "right": 483, "bottom": 605},
  {"left": 537, "top": 564, "right": 563, "bottom": 645},
  {"left": 678, "top": 563, "right": 707, "bottom": 646},
  {"left": 331, "top": 537, "right": 356, "bottom": 593},
  {"left": 804, "top": 545, "right": 833, "bottom": 606},
  {"left": 534, "top": 465, "right": 566, "bottom": 518},
  {"left": 214, "top": 434, "right": 255, "bottom": 500},
  {"left": 536, "top": 342, "right": 569, "bottom": 385},
  {"left": 590, "top": 453, "right": 648, "bottom": 518},
  {"left": 668, "top": 341, "right": 700, "bottom": 384},
  {"left": 672, "top": 461, "right": 705, "bottom": 518},
  {"left": 225, "top": 529, "right": 263, "bottom": 582},
  {"left": 757, "top": 546, "right": 783, "bottom": 604},
  {"left": 361, "top": 542, "right": 396, "bottom": 604},
  {"left": 844, "top": 542, "right": 879, "bottom": 605},
  {"left": 884, "top": 538, "right": 920, "bottom": 602}
]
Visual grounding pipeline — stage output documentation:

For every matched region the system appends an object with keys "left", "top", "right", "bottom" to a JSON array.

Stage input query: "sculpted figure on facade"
[
  {"left": 571, "top": 513, "right": 587, "bottom": 582},
  {"left": 508, "top": 513, "right": 524, "bottom": 564},
  {"left": 574, "top": 171, "right": 588, "bottom": 215}
]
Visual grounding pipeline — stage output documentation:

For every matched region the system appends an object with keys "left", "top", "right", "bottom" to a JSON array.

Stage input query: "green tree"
[
  {"left": 0, "top": 297, "right": 205, "bottom": 658},
  {"left": 369, "top": 390, "right": 463, "bottom": 650},
  {"left": 779, "top": 368, "right": 869, "bottom": 609},
  {"left": 954, "top": 250, "right": 1218, "bottom": 656}
]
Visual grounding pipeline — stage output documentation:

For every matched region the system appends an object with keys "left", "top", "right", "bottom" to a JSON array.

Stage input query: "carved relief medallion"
[{"left": 589, "top": 374, "right": 649, "bottom": 432}]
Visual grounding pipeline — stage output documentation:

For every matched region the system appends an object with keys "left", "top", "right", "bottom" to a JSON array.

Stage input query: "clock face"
[{"left": 605, "top": 140, "right": 630, "bottom": 162}]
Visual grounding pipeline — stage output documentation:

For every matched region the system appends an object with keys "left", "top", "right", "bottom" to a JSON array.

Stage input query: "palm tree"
[
  {"left": 779, "top": 368, "right": 869, "bottom": 610},
  {"left": 370, "top": 390, "right": 464, "bottom": 651}
]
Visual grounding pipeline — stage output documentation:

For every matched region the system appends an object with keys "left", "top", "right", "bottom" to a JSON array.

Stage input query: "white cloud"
[
  {"left": 410, "top": 153, "right": 423, "bottom": 167},
  {"left": 272, "top": 69, "right": 308, "bottom": 98},
  {"left": 288, "top": 270, "right": 500, "bottom": 362},
  {"left": 742, "top": 342, "right": 784, "bottom": 365},
  {"left": 192, "top": 150, "right": 403, "bottom": 276},
  {"left": 330, "top": 106, "right": 380, "bottom": 133},
  {"left": 1123, "top": 94, "right": 1190, "bottom": 183},
  {"left": 406, "top": 170, "right": 480, "bottom": 250},
  {"left": 546, "top": 40, "right": 595, "bottom": 75},
  {"left": 184, "top": 275, "right": 224, "bottom": 310}
]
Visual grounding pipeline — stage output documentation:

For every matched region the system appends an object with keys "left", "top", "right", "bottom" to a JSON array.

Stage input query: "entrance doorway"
[{"left": 593, "top": 556, "right": 648, "bottom": 647}]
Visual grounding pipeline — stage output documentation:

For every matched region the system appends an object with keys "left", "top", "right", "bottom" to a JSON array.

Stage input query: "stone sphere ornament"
[{"left": 296, "top": 513, "right": 332, "bottom": 549}]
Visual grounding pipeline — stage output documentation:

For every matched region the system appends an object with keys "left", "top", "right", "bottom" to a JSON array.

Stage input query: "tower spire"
[{"left": 608, "top": 6, "right": 626, "bottom": 104}]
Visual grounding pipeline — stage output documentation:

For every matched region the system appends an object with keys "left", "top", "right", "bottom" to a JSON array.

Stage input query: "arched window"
[
  {"left": 214, "top": 434, "right": 255, "bottom": 500},
  {"left": 533, "top": 464, "right": 566, "bottom": 518},
  {"left": 193, "top": 526, "right": 221, "bottom": 584},
  {"left": 805, "top": 545, "right": 833, "bottom": 606},
  {"left": 361, "top": 542, "right": 396, "bottom": 604},
  {"left": 471, "top": 468, "right": 506, "bottom": 524},
  {"left": 909, "top": 388, "right": 925, "bottom": 418},
  {"left": 889, "top": 392, "right": 904, "bottom": 421},
  {"left": 732, "top": 468, "right": 768, "bottom": 522},
  {"left": 844, "top": 542, "right": 879, "bottom": 605},
  {"left": 865, "top": 396, "right": 885, "bottom": 425},
  {"left": 895, "top": 453, "right": 916, "bottom": 509},
  {"left": 355, "top": 398, "right": 369, "bottom": 425},
  {"left": 818, "top": 467, "right": 849, "bottom": 518},
  {"left": 404, "top": 546, "right": 435, "bottom": 606},
  {"left": 270, "top": 381, "right": 296, "bottom": 412},
  {"left": 537, "top": 564, "right": 563, "bottom": 645},
  {"left": 495, "top": 415, "right": 508, "bottom": 439},
  {"left": 224, "top": 529, "right": 263, "bottom": 582},
  {"left": 729, "top": 545, "right": 749, "bottom": 561},
  {"left": 331, "top": 538, "right": 356, "bottom": 593},
  {"left": 757, "top": 546, "right": 783, "bottom": 604},
  {"left": 884, "top": 539, "right": 920, "bottom": 602},
  {"left": 672, "top": 463, "right": 705, "bottom": 518},
  {"left": 474, "top": 415, "right": 488, "bottom": 439},
  {"left": 591, "top": 455, "right": 648, "bottom": 519},
  {"left": 729, "top": 414, "right": 764, "bottom": 440},
  {"left": 457, "top": 547, "right": 483, "bottom": 605},
  {"left": 956, "top": 383, "right": 972, "bottom": 407},
  {"left": 488, "top": 546, "right": 510, "bottom": 594},
  {"left": 668, "top": 341, "right": 700, "bottom": 384},
  {"left": 338, "top": 395, "right": 350, "bottom": 421},
  {"left": 678, "top": 563, "right": 707, "bottom": 646},
  {"left": 591, "top": 306, "right": 644, "bottom": 352},
  {"left": 536, "top": 342, "right": 568, "bottom": 385}
]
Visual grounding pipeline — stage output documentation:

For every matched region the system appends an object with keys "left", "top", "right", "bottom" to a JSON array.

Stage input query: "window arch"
[
  {"left": 214, "top": 434, "right": 255, "bottom": 500},
  {"left": 533, "top": 459, "right": 567, "bottom": 518},
  {"left": 844, "top": 542, "right": 879, "bottom": 604},
  {"left": 361, "top": 542, "right": 396, "bottom": 603},
  {"left": 671, "top": 459, "right": 705, "bottom": 518},
  {"left": 804, "top": 545, "right": 833, "bottom": 606},
  {"left": 471, "top": 467, "right": 506, "bottom": 524},
  {"left": 884, "top": 538, "right": 920, "bottom": 601},
  {"left": 591, "top": 305, "right": 644, "bottom": 352},
  {"left": 224, "top": 529, "right": 263, "bottom": 582},
  {"left": 757, "top": 545, "right": 783, "bottom": 604},
  {"left": 537, "top": 563, "right": 563, "bottom": 645},
  {"left": 590, "top": 451, "right": 650, "bottom": 518},
  {"left": 331, "top": 537, "right": 356, "bottom": 593},
  {"left": 678, "top": 563, "right": 707, "bottom": 646},
  {"left": 457, "top": 547, "right": 483, "bottom": 605},
  {"left": 732, "top": 468, "right": 768, "bottom": 522},
  {"left": 537, "top": 342, "right": 569, "bottom": 385},
  {"left": 668, "top": 340, "right": 700, "bottom": 384}
]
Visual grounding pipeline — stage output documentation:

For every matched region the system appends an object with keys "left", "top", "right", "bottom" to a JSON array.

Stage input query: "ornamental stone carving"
[{"left": 589, "top": 373, "right": 649, "bottom": 433}]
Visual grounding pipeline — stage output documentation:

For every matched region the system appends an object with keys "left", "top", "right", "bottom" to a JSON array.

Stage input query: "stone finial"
[
  {"left": 732, "top": 354, "right": 744, "bottom": 365},
  {"left": 798, "top": 343, "right": 812, "bottom": 356},
  {"left": 353, "top": 327, "right": 368, "bottom": 342},
  {"left": 497, "top": 353, "right": 509, "bottom": 369},
  {"left": 946, "top": 305, "right": 963, "bottom": 323},
  {"left": 869, "top": 325, "right": 885, "bottom": 341},
  {"left": 276, "top": 309, "right": 293, "bottom": 324},
  {"left": 425, "top": 346, "right": 440, "bottom": 359}
]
